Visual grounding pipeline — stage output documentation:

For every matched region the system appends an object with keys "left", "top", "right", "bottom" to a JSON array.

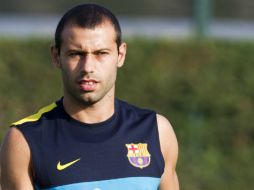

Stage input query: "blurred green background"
[{"left": 1, "top": 0, "right": 254, "bottom": 190}]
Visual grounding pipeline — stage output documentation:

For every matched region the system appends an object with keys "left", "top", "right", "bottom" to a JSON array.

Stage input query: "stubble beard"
[{"left": 67, "top": 87, "right": 100, "bottom": 107}]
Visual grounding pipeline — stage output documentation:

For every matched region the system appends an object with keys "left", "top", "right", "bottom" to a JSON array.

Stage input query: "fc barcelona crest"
[{"left": 126, "top": 143, "right": 151, "bottom": 169}]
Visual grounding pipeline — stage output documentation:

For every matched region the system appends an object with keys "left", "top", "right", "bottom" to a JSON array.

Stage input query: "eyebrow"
[
  {"left": 65, "top": 48, "right": 111, "bottom": 53},
  {"left": 94, "top": 48, "right": 111, "bottom": 52}
]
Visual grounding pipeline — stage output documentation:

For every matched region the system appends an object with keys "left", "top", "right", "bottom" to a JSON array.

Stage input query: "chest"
[{"left": 32, "top": 115, "right": 164, "bottom": 189}]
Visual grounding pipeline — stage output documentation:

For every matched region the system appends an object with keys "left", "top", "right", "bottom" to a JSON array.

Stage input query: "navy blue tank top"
[{"left": 14, "top": 98, "right": 165, "bottom": 190}]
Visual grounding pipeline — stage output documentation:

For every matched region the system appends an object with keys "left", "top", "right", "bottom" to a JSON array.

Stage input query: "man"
[{"left": 0, "top": 4, "right": 179, "bottom": 190}]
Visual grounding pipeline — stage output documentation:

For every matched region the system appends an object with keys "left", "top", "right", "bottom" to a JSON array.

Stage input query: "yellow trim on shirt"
[{"left": 12, "top": 102, "right": 57, "bottom": 126}]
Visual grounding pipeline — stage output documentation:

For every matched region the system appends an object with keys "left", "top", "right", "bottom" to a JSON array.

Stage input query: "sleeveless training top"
[{"left": 14, "top": 98, "right": 165, "bottom": 190}]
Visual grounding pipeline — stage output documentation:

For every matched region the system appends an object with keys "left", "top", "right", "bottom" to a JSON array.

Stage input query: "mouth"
[{"left": 78, "top": 79, "right": 98, "bottom": 92}]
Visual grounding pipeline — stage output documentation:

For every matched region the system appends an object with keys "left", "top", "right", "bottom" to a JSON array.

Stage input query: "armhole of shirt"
[
  {"left": 153, "top": 113, "right": 165, "bottom": 176},
  {"left": 10, "top": 102, "right": 57, "bottom": 185},
  {"left": 10, "top": 125, "right": 40, "bottom": 182}
]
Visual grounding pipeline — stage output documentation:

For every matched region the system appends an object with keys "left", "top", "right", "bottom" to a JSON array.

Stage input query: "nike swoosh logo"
[{"left": 57, "top": 158, "right": 81, "bottom": 171}]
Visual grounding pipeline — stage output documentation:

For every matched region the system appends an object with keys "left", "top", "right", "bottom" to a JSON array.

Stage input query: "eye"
[
  {"left": 95, "top": 51, "right": 109, "bottom": 56},
  {"left": 68, "top": 51, "right": 82, "bottom": 58}
]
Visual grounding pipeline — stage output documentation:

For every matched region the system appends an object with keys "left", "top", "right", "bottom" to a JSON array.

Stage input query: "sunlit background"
[
  {"left": 0, "top": 0, "right": 254, "bottom": 189},
  {"left": 1, "top": 0, "right": 254, "bottom": 39}
]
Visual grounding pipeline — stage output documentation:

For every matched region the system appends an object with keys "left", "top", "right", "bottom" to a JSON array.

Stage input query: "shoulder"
[
  {"left": 12, "top": 101, "right": 58, "bottom": 127},
  {"left": 156, "top": 115, "right": 180, "bottom": 190},
  {"left": 0, "top": 127, "right": 33, "bottom": 188},
  {"left": 156, "top": 114, "right": 178, "bottom": 166},
  {"left": 0, "top": 127, "right": 31, "bottom": 165},
  {"left": 0, "top": 127, "right": 30, "bottom": 157}
]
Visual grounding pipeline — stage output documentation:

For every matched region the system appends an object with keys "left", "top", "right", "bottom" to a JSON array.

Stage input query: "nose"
[{"left": 80, "top": 53, "right": 95, "bottom": 74}]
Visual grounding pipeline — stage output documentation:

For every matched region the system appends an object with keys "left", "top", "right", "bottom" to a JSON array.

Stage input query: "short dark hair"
[{"left": 55, "top": 4, "right": 122, "bottom": 54}]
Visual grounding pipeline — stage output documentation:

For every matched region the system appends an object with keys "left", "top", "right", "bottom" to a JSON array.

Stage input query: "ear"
[
  {"left": 117, "top": 42, "right": 127, "bottom": 68},
  {"left": 50, "top": 44, "right": 61, "bottom": 68}
]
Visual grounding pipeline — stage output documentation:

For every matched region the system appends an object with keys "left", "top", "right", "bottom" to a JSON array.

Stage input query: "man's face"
[{"left": 52, "top": 22, "right": 126, "bottom": 106}]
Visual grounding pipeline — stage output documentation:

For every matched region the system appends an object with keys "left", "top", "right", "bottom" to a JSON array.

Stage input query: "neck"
[{"left": 63, "top": 94, "right": 115, "bottom": 124}]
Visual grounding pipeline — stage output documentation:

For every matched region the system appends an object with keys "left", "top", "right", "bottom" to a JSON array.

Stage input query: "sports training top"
[{"left": 14, "top": 98, "right": 165, "bottom": 190}]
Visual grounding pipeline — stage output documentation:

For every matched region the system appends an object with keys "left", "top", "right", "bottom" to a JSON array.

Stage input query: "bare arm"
[
  {"left": 157, "top": 114, "right": 180, "bottom": 190},
  {"left": 0, "top": 127, "right": 34, "bottom": 190}
]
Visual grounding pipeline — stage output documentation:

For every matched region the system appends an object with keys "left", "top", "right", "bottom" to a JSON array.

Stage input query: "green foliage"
[
  {"left": 0, "top": 38, "right": 253, "bottom": 189},
  {"left": 0, "top": 38, "right": 62, "bottom": 137}
]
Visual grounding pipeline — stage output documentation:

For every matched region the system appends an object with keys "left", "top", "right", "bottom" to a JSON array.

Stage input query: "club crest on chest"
[{"left": 126, "top": 143, "right": 151, "bottom": 169}]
